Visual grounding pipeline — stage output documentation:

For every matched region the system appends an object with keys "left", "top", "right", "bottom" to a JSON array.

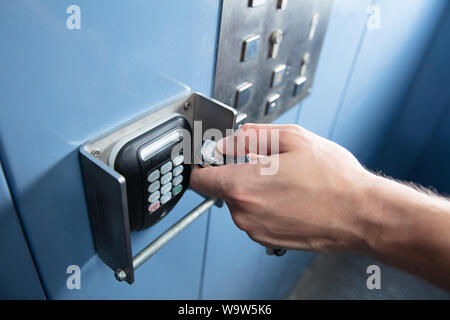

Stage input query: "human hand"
[{"left": 190, "top": 123, "right": 375, "bottom": 253}]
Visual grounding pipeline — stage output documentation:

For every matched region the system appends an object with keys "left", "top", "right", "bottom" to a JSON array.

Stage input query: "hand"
[{"left": 190, "top": 123, "right": 375, "bottom": 253}]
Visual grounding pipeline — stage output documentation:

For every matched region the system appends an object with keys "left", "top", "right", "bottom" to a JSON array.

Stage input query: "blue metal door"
[
  {"left": 0, "top": 162, "right": 45, "bottom": 299},
  {"left": 0, "top": 0, "right": 219, "bottom": 299}
]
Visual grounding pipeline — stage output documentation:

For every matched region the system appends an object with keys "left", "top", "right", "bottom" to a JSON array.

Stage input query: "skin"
[{"left": 190, "top": 123, "right": 450, "bottom": 291}]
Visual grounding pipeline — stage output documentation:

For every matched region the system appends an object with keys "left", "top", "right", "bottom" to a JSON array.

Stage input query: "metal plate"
[
  {"left": 213, "top": 0, "right": 334, "bottom": 123},
  {"left": 79, "top": 150, "right": 135, "bottom": 284}
]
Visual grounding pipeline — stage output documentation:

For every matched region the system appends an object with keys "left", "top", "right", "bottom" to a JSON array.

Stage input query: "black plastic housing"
[{"left": 114, "top": 116, "right": 191, "bottom": 231}]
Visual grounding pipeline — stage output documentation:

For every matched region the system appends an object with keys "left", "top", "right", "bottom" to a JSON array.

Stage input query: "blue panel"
[
  {"left": 201, "top": 205, "right": 265, "bottom": 299},
  {"left": 375, "top": 5, "right": 450, "bottom": 180},
  {"left": 408, "top": 103, "right": 450, "bottom": 194},
  {"left": 298, "top": 0, "right": 373, "bottom": 138},
  {"left": 201, "top": 106, "right": 300, "bottom": 299},
  {"left": 0, "top": 163, "right": 45, "bottom": 299},
  {"left": 331, "top": 0, "right": 446, "bottom": 166},
  {"left": 0, "top": 0, "right": 219, "bottom": 299}
]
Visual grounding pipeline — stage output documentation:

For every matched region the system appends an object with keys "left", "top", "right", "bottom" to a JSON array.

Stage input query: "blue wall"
[
  {"left": 375, "top": 3, "right": 450, "bottom": 195},
  {"left": 0, "top": 163, "right": 45, "bottom": 299},
  {"left": 0, "top": 0, "right": 219, "bottom": 299},
  {"left": 0, "top": 0, "right": 448, "bottom": 299}
]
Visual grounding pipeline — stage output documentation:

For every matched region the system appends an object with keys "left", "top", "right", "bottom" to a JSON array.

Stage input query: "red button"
[{"left": 148, "top": 201, "right": 160, "bottom": 213}]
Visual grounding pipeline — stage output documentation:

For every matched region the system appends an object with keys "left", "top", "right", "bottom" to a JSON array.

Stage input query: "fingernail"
[{"left": 216, "top": 138, "right": 225, "bottom": 153}]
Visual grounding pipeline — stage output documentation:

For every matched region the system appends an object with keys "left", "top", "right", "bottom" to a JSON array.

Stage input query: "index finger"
[{"left": 217, "top": 123, "right": 303, "bottom": 157}]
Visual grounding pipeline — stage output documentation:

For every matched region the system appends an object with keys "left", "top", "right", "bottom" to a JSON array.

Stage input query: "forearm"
[{"left": 361, "top": 173, "right": 450, "bottom": 290}]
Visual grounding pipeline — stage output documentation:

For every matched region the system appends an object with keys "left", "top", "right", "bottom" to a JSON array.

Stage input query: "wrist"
[
  {"left": 347, "top": 171, "right": 450, "bottom": 289},
  {"left": 349, "top": 171, "right": 386, "bottom": 255},
  {"left": 358, "top": 173, "right": 450, "bottom": 263},
  {"left": 356, "top": 173, "right": 418, "bottom": 259}
]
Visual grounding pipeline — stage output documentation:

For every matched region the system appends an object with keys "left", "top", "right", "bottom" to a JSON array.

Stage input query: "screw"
[
  {"left": 114, "top": 269, "right": 127, "bottom": 282},
  {"left": 184, "top": 101, "right": 191, "bottom": 110},
  {"left": 91, "top": 149, "right": 101, "bottom": 158}
]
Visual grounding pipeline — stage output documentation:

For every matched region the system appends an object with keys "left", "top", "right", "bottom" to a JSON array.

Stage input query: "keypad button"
[
  {"left": 161, "top": 161, "right": 173, "bottom": 175},
  {"left": 161, "top": 192, "right": 172, "bottom": 205},
  {"left": 147, "top": 169, "right": 160, "bottom": 183},
  {"left": 271, "top": 64, "right": 286, "bottom": 88},
  {"left": 266, "top": 93, "right": 280, "bottom": 115},
  {"left": 161, "top": 172, "right": 172, "bottom": 185},
  {"left": 249, "top": 0, "right": 265, "bottom": 7},
  {"left": 172, "top": 185, "right": 183, "bottom": 197},
  {"left": 161, "top": 182, "right": 172, "bottom": 195},
  {"left": 277, "top": 0, "right": 288, "bottom": 10},
  {"left": 173, "top": 165, "right": 184, "bottom": 177},
  {"left": 148, "top": 191, "right": 160, "bottom": 203},
  {"left": 294, "top": 76, "right": 307, "bottom": 96},
  {"left": 148, "top": 201, "right": 160, "bottom": 213},
  {"left": 235, "top": 82, "right": 252, "bottom": 108},
  {"left": 242, "top": 35, "right": 260, "bottom": 62},
  {"left": 148, "top": 180, "right": 160, "bottom": 193},
  {"left": 172, "top": 154, "right": 184, "bottom": 167},
  {"left": 172, "top": 175, "right": 183, "bottom": 187}
]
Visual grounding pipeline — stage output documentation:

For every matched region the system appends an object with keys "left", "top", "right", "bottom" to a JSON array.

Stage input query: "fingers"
[
  {"left": 189, "top": 165, "right": 233, "bottom": 199},
  {"left": 190, "top": 163, "right": 259, "bottom": 200},
  {"left": 217, "top": 123, "right": 304, "bottom": 157}
]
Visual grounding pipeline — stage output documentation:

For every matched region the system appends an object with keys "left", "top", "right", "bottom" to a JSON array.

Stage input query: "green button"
[{"left": 172, "top": 185, "right": 183, "bottom": 196}]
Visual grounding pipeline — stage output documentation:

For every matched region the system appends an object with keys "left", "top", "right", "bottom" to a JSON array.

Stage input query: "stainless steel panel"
[{"left": 214, "top": 0, "right": 334, "bottom": 123}]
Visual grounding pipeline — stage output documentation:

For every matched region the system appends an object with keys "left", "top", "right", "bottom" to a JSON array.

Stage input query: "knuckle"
[
  {"left": 240, "top": 123, "right": 253, "bottom": 132},
  {"left": 218, "top": 177, "right": 236, "bottom": 198},
  {"left": 281, "top": 125, "right": 310, "bottom": 145},
  {"left": 287, "top": 124, "right": 303, "bottom": 134},
  {"left": 232, "top": 214, "right": 250, "bottom": 232},
  {"left": 225, "top": 184, "right": 247, "bottom": 203},
  {"left": 189, "top": 171, "right": 201, "bottom": 190}
]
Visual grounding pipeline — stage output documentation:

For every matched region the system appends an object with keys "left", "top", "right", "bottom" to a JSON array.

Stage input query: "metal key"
[{"left": 199, "top": 139, "right": 249, "bottom": 167}]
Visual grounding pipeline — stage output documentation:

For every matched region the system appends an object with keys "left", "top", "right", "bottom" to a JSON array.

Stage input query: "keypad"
[
  {"left": 161, "top": 192, "right": 172, "bottom": 205},
  {"left": 172, "top": 154, "right": 184, "bottom": 167},
  {"left": 161, "top": 172, "right": 172, "bottom": 185},
  {"left": 146, "top": 153, "right": 184, "bottom": 214},
  {"left": 148, "top": 201, "right": 160, "bottom": 213},
  {"left": 147, "top": 169, "right": 160, "bottom": 183},
  {"left": 172, "top": 175, "right": 183, "bottom": 187},
  {"left": 161, "top": 182, "right": 172, "bottom": 195},
  {"left": 173, "top": 165, "right": 183, "bottom": 177},
  {"left": 161, "top": 161, "right": 173, "bottom": 175},
  {"left": 148, "top": 191, "right": 160, "bottom": 203},
  {"left": 148, "top": 180, "right": 160, "bottom": 193},
  {"left": 172, "top": 185, "right": 183, "bottom": 196}
]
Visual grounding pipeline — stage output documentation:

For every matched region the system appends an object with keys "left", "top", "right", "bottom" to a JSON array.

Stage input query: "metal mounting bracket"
[{"left": 79, "top": 93, "right": 237, "bottom": 284}]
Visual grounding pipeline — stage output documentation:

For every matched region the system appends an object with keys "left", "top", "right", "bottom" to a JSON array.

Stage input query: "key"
[
  {"left": 200, "top": 139, "right": 224, "bottom": 167},
  {"left": 199, "top": 139, "right": 249, "bottom": 167},
  {"left": 270, "top": 30, "right": 283, "bottom": 59}
]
